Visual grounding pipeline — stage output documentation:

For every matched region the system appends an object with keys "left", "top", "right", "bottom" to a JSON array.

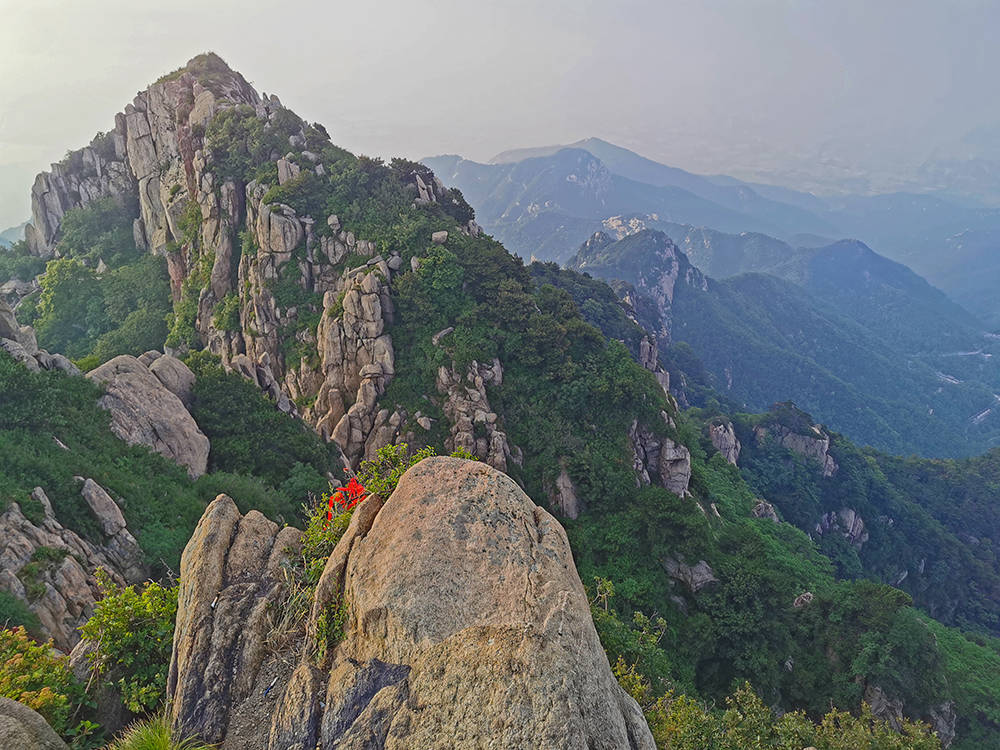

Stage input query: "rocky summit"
[{"left": 167, "top": 457, "right": 653, "bottom": 749}]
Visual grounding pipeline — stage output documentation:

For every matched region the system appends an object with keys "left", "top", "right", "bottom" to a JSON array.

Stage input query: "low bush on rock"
[
  {"left": 79, "top": 571, "right": 178, "bottom": 714},
  {"left": 0, "top": 626, "right": 87, "bottom": 737}
]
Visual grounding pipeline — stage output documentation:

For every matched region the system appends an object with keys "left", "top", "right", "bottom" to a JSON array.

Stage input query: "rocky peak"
[
  {"left": 568, "top": 229, "right": 707, "bottom": 345},
  {"left": 754, "top": 403, "right": 839, "bottom": 477},
  {"left": 27, "top": 53, "right": 258, "bottom": 258},
  {"left": 708, "top": 419, "right": 741, "bottom": 465}
]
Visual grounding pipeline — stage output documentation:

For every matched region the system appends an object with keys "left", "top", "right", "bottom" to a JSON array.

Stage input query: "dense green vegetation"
[
  {"left": 79, "top": 572, "right": 178, "bottom": 714},
  {"left": 596, "top": 589, "right": 942, "bottom": 749},
  {"left": 3, "top": 198, "right": 172, "bottom": 367},
  {"left": 0, "top": 239, "right": 45, "bottom": 283},
  {"left": 729, "top": 405, "right": 1000, "bottom": 638},
  {"left": 247, "top": 137, "right": 971, "bottom": 745},
  {"left": 0, "top": 349, "right": 335, "bottom": 573},
  {"left": 0, "top": 626, "right": 88, "bottom": 739},
  {"left": 185, "top": 352, "right": 338, "bottom": 506}
]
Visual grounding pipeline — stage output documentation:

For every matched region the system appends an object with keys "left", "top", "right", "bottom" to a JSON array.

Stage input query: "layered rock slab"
[
  {"left": 87, "top": 355, "right": 209, "bottom": 477},
  {"left": 167, "top": 458, "right": 653, "bottom": 750}
]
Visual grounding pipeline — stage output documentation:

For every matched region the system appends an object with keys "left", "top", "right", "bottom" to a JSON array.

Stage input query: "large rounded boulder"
[{"left": 167, "top": 457, "right": 653, "bottom": 749}]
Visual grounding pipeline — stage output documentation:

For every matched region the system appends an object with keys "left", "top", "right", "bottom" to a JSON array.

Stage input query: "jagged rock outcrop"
[
  {"left": 928, "top": 701, "right": 957, "bottom": 748},
  {"left": 18, "top": 55, "right": 496, "bottom": 474},
  {"left": 0, "top": 697, "right": 68, "bottom": 750},
  {"left": 87, "top": 355, "right": 210, "bottom": 477},
  {"left": 569, "top": 230, "right": 707, "bottom": 346},
  {"left": 167, "top": 495, "right": 301, "bottom": 745},
  {"left": 629, "top": 416, "right": 691, "bottom": 497},
  {"left": 864, "top": 685, "right": 956, "bottom": 748},
  {"left": 551, "top": 462, "right": 583, "bottom": 519},
  {"left": 815, "top": 507, "right": 869, "bottom": 549},
  {"left": 663, "top": 557, "right": 718, "bottom": 593},
  {"left": 0, "top": 486, "right": 145, "bottom": 650},
  {"left": 312, "top": 266, "right": 399, "bottom": 465},
  {"left": 752, "top": 499, "right": 780, "bottom": 523},
  {"left": 0, "top": 277, "right": 39, "bottom": 309},
  {"left": 754, "top": 419, "right": 838, "bottom": 477},
  {"left": 864, "top": 685, "right": 904, "bottom": 732},
  {"left": 0, "top": 298, "right": 78, "bottom": 375},
  {"left": 635, "top": 333, "right": 672, "bottom": 399},
  {"left": 167, "top": 458, "right": 654, "bottom": 749},
  {"left": 436, "top": 358, "right": 515, "bottom": 472},
  {"left": 709, "top": 420, "right": 741, "bottom": 465}
]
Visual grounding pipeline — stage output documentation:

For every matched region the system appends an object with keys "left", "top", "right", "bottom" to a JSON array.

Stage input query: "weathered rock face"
[
  {"left": 815, "top": 507, "right": 869, "bottom": 549},
  {"left": 12, "top": 56, "right": 508, "bottom": 476},
  {"left": 928, "top": 701, "right": 957, "bottom": 749},
  {"left": 637, "top": 334, "right": 671, "bottom": 397},
  {"left": 0, "top": 697, "right": 68, "bottom": 750},
  {"left": 552, "top": 462, "right": 583, "bottom": 519},
  {"left": 27, "top": 58, "right": 258, "bottom": 258},
  {"left": 752, "top": 499, "right": 780, "bottom": 523},
  {"left": 570, "top": 230, "right": 707, "bottom": 347},
  {"left": 709, "top": 420, "right": 741, "bottom": 465},
  {"left": 629, "top": 416, "right": 691, "bottom": 497},
  {"left": 0, "top": 298, "right": 78, "bottom": 375},
  {"left": 436, "top": 358, "right": 515, "bottom": 472},
  {"left": 0, "top": 486, "right": 145, "bottom": 650},
  {"left": 663, "top": 557, "right": 718, "bottom": 593},
  {"left": 87, "top": 355, "right": 210, "bottom": 477},
  {"left": 754, "top": 421, "right": 838, "bottom": 477},
  {"left": 864, "top": 685, "right": 956, "bottom": 748},
  {"left": 166, "top": 458, "right": 654, "bottom": 749},
  {"left": 167, "top": 495, "right": 302, "bottom": 745},
  {"left": 148, "top": 354, "right": 197, "bottom": 407},
  {"left": 864, "top": 685, "right": 904, "bottom": 732}
]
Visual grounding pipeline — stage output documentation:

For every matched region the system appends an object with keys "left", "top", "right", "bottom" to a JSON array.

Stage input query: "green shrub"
[
  {"left": 106, "top": 712, "right": 214, "bottom": 750},
  {"left": 0, "top": 592, "right": 41, "bottom": 636},
  {"left": 0, "top": 626, "right": 86, "bottom": 736},
  {"left": 0, "top": 240, "right": 45, "bottom": 283},
  {"left": 185, "top": 354, "right": 336, "bottom": 504},
  {"left": 78, "top": 571, "right": 178, "bottom": 714},
  {"left": 212, "top": 292, "right": 241, "bottom": 332}
]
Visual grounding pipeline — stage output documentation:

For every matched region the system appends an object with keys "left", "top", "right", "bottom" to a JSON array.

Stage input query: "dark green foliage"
[
  {"left": 55, "top": 197, "right": 140, "bottom": 268},
  {"left": 212, "top": 292, "right": 241, "bottom": 332},
  {"left": 28, "top": 201, "right": 171, "bottom": 362},
  {"left": 185, "top": 353, "right": 337, "bottom": 509},
  {"left": 0, "top": 349, "right": 324, "bottom": 574},
  {"left": 204, "top": 104, "right": 304, "bottom": 183},
  {"left": 0, "top": 240, "right": 45, "bottom": 283},
  {"left": 79, "top": 571, "right": 177, "bottom": 713},
  {"left": 528, "top": 261, "right": 647, "bottom": 357},
  {"left": 34, "top": 259, "right": 109, "bottom": 358},
  {"left": 733, "top": 405, "right": 1000, "bottom": 638},
  {"left": 0, "top": 591, "right": 41, "bottom": 636}
]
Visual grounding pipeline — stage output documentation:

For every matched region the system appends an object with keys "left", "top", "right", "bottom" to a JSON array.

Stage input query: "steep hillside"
[
  {"left": 566, "top": 229, "right": 1000, "bottom": 457},
  {"left": 663, "top": 224, "right": 984, "bottom": 353},
  {"left": 6, "top": 53, "right": 999, "bottom": 748}
]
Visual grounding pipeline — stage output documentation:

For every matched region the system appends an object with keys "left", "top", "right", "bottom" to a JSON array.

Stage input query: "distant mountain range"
[
  {"left": 565, "top": 229, "right": 1000, "bottom": 457},
  {"left": 0, "top": 220, "right": 27, "bottom": 248},
  {"left": 424, "top": 139, "right": 1000, "bottom": 325}
]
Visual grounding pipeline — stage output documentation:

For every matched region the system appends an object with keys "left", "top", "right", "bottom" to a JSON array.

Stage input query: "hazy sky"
[{"left": 2, "top": 0, "right": 999, "bottom": 228}]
